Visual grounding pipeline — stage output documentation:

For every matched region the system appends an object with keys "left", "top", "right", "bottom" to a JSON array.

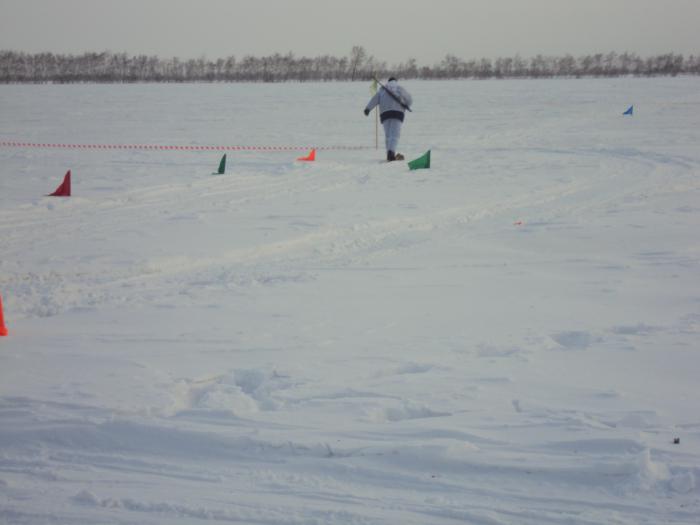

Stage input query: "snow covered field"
[{"left": 1, "top": 77, "right": 699, "bottom": 524}]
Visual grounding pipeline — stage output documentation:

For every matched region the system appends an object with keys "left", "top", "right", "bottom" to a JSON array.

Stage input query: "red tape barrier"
[{"left": 0, "top": 141, "right": 370, "bottom": 152}]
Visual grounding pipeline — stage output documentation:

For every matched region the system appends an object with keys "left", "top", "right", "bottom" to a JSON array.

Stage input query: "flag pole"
[
  {"left": 375, "top": 106, "right": 379, "bottom": 150},
  {"left": 370, "top": 76, "right": 379, "bottom": 150}
]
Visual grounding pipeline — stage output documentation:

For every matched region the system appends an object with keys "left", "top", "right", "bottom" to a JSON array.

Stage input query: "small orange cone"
[
  {"left": 297, "top": 149, "right": 316, "bottom": 162},
  {"left": 0, "top": 293, "right": 8, "bottom": 337}
]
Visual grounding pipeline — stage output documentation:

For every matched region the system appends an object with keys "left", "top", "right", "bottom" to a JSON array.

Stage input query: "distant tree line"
[{"left": 1, "top": 46, "right": 698, "bottom": 83}]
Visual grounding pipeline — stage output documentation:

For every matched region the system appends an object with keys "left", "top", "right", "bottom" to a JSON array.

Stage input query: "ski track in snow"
[
  {"left": 1, "top": 79, "right": 700, "bottom": 524},
  {"left": 3, "top": 151, "right": 686, "bottom": 319}
]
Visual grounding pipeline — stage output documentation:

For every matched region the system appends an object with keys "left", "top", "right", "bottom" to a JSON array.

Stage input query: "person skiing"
[{"left": 364, "top": 77, "right": 413, "bottom": 162}]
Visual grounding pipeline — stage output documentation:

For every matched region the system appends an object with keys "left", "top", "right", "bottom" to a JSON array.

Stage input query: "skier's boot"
[
  {"left": 387, "top": 150, "right": 396, "bottom": 162},
  {"left": 395, "top": 153, "right": 405, "bottom": 161}
]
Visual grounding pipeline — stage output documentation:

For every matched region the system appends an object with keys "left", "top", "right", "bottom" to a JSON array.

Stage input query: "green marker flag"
[
  {"left": 408, "top": 150, "right": 431, "bottom": 170},
  {"left": 214, "top": 154, "right": 226, "bottom": 175}
]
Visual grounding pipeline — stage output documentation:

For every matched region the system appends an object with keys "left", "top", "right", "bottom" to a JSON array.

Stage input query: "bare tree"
[
  {"left": 0, "top": 49, "right": 697, "bottom": 83},
  {"left": 349, "top": 46, "right": 367, "bottom": 81}
]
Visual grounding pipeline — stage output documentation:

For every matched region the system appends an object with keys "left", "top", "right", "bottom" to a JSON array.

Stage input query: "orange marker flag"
[
  {"left": 297, "top": 149, "right": 316, "bottom": 162},
  {"left": 0, "top": 293, "right": 8, "bottom": 336}
]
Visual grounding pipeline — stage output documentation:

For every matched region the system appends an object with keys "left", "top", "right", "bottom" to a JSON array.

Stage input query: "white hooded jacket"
[{"left": 365, "top": 80, "right": 413, "bottom": 122}]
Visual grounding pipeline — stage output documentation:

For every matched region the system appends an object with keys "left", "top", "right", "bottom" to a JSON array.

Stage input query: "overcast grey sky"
[{"left": 1, "top": 0, "right": 698, "bottom": 63}]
